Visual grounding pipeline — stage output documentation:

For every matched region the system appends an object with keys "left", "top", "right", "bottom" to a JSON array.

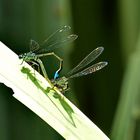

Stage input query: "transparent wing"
[
  {"left": 36, "top": 25, "right": 78, "bottom": 53},
  {"left": 67, "top": 47, "right": 104, "bottom": 76},
  {"left": 68, "top": 62, "right": 108, "bottom": 79},
  {"left": 29, "top": 39, "right": 40, "bottom": 52}
]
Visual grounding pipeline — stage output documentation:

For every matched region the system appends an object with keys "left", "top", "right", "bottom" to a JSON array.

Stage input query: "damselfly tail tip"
[
  {"left": 59, "top": 25, "right": 71, "bottom": 33},
  {"left": 64, "top": 25, "right": 71, "bottom": 29}
]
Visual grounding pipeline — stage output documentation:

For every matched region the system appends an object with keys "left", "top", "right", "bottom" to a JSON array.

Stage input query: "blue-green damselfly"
[{"left": 51, "top": 47, "right": 108, "bottom": 92}]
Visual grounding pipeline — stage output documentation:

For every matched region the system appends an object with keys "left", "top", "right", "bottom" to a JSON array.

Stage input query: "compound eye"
[{"left": 19, "top": 54, "right": 23, "bottom": 59}]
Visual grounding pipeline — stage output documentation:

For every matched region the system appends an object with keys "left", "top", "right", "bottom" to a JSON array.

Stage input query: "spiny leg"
[
  {"left": 22, "top": 58, "right": 49, "bottom": 80},
  {"left": 30, "top": 61, "right": 41, "bottom": 76}
]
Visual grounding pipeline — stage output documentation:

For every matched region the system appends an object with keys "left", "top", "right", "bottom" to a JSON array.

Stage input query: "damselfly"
[
  {"left": 19, "top": 25, "right": 78, "bottom": 79},
  {"left": 51, "top": 47, "right": 108, "bottom": 92}
]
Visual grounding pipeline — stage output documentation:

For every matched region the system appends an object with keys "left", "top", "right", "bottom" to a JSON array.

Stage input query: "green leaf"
[{"left": 0, "top": 41, "right": 109, "bottom": 140}]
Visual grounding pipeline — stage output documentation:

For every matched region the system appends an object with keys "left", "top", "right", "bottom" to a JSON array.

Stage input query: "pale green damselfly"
[{"left": 19, "top": 25, "right": 78, "bottom": 79}]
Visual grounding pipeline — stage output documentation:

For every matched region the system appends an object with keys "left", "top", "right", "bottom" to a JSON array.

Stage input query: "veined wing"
[
  {"left": 36, "top": 25, "right": 78, "bottom": 53},
  {"left": 29, "top": 39, "right": 40, "bottom": 52},
  {"left": 68, "top": 62, "right": 108, "bottom": 79},
  {"left": 67, "top": 47, "right": 104, "bottom": 77}
]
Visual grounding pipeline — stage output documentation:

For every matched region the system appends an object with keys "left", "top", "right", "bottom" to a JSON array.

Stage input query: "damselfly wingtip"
[
  {"left": 104, "top": 61, "right": 108, "bottom": 65},
  {"left": 67, "top": 34, "right": 78, "bottom": 40},
  {"left": 96, "top": 46, "right": 104, "bottom": 53},
  {"left": 59, "top": 25, "right": 71, "bottom": 33}
]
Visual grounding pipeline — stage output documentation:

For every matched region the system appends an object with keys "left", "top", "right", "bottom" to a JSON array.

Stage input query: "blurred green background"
[{"left": 0, "top": 0, "right": 140, "bottom": 140}]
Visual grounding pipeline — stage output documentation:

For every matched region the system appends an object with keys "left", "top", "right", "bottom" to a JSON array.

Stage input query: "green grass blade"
[
  {"left": 111, "top": 34, "right": 140, "bottom": 140},
  {"left": 0, "top": 41, "right": 109, "bottom": 140}
]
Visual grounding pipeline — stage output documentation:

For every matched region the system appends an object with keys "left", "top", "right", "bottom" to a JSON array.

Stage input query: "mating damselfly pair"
[{"left": 19, "top": 25, "right": 108, "bottom": 92}]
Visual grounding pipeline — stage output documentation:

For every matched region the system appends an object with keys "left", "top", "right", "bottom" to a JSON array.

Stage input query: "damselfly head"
[{"left": 18, "top": 54, "right": 25, "bottom": 59}]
